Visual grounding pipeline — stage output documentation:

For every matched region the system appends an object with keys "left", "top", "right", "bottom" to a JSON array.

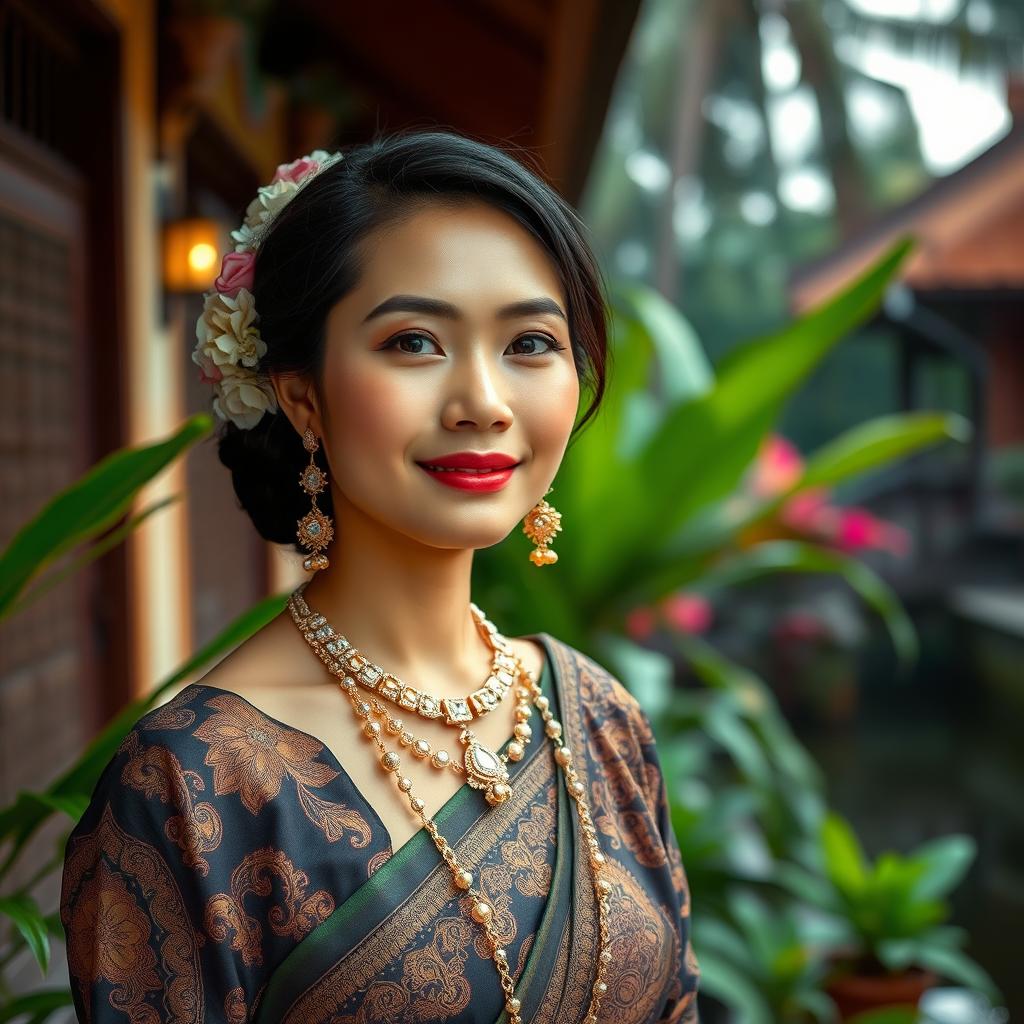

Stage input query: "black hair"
[{"left": 216, "top": 128, "right": 611, "bottom": 550}]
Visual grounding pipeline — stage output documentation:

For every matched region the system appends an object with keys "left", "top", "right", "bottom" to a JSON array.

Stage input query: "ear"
[{"left": 270, "top": 371, "right": 324, "bottom": 439}]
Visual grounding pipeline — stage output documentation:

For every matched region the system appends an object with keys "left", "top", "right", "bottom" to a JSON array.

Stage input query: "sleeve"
[
  {"left": 611, "top": 677, "right": 702, "bottom": 1024},
  {"left": 59, "top": 729, "right": 239, "bottom": 1022},
  {"left": 650, "top": 758, "right": 701, "bottom": 1024}
]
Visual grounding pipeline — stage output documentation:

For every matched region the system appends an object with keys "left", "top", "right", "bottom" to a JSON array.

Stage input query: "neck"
[{"left": 296, "top": 498, "right": 499, "bottom": 701}]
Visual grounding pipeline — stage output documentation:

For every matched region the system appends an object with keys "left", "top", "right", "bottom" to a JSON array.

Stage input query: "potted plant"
[{"left": 774, "top": 812, "right": 1001, "bottom": 1021}]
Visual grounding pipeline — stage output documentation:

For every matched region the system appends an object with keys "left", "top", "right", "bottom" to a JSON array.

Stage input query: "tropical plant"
[
  {"left": 688, "top": 887, "right": 840, "bottom": 1024},
  {"left": 469, "top": 234, "right": 992, "bottom": 1017},
  {"left": 778, "top": 812, "right": 1001, "bottom": 1002},
  {"left": 475, "top": 236, "right": 956, "bottom": 852}
]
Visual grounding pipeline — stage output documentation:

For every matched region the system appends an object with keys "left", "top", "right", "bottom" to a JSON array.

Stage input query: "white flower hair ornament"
[{"left": 191, "top": 149, "right": 345, "bottom": 430}]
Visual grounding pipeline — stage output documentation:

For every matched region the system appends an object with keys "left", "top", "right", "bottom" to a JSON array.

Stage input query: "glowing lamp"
[{"left": 163, "top": 217, "right": 223, "bottom": 292}]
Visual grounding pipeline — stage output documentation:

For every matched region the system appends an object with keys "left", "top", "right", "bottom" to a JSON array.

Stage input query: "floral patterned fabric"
[{"left": 61, "top": 632, "right": 700, "bottom": 1023}]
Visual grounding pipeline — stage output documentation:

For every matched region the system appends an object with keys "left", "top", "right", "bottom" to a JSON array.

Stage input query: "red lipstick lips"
[{"left": 415, "top": 451, "right": 521, "bottom": 492}]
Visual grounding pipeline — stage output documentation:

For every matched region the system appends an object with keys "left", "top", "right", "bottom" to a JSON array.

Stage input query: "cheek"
[
  {"left": 521, "top": 367, "right": 579, "bottom": 452},
  {"left": 324, "top": 365, "right": 425, "bottom": 473}
]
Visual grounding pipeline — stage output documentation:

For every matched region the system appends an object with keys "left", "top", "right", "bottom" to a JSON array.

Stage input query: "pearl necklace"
[{"left": 286, "top": 584, "right": 613, "bottom": 1024}]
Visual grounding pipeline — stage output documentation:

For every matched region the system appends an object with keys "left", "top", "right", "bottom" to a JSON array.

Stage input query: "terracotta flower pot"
[{"left": 826, "top": 965, "right": 939, "bottom": 1021}]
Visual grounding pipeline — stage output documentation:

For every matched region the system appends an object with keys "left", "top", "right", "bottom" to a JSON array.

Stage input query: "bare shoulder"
[{"left": 188, "top": 609, "right": 330, "bottom": 714}]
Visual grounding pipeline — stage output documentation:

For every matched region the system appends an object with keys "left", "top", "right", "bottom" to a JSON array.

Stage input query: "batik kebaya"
[{"left": 62, "top": 631, "right": 699, "bottom": 1023}]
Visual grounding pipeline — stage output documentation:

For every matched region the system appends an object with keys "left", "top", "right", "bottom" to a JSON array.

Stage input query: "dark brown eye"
[
  {"left": 383, "top": 331, "right": 441, "bottom": 354},
  {"left": 509, "top": 333, "right": 566, "bottom": 356}
]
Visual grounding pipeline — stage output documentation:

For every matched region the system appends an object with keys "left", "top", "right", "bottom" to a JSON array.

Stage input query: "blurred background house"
[{"left": 1, "top": 0, "right": 1021, "bottom": 1019}]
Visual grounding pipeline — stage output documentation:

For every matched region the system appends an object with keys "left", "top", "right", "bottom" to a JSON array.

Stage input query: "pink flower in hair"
[
  {"left": 214, "top": 250, "right": 255, "bottom": 297},
  {"left": 272, "top": 156, "right": 321, "bottom": 186}
]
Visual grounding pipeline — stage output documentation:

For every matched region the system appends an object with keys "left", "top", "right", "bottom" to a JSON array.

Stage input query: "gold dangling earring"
[
  {"left": 522, "top": 486, "right": 562, "bottom": 566},
  {"left": 297, "top": 427, "right": 334, "bottom": 572}
]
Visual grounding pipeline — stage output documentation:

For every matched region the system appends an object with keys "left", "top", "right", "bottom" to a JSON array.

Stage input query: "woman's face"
[{"left": 309, "top": 200, "right": 580, "bottom": 554}]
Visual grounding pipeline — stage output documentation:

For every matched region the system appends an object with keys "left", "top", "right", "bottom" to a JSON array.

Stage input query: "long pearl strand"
[{"left": 286, "top": 589, "right": 613, "bottom": 1024}]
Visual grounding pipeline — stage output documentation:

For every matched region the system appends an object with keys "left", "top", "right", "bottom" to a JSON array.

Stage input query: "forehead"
[{"left": 352, "top": 200, "right": 566, "bottom": 306}]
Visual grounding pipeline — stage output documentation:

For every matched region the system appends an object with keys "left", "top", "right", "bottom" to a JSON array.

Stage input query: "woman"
[{"left": 61, "top": 130, "right": 700, "bottom": 1023}]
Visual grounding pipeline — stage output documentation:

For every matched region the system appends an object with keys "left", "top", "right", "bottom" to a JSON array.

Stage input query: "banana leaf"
[{"left": 0, "top": 414, "right": 212, "bottom": 620}]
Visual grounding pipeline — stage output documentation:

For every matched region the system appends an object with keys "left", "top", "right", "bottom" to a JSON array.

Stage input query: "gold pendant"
[{"left": 461, "top": 732, "right": 511, "bottom": 804}]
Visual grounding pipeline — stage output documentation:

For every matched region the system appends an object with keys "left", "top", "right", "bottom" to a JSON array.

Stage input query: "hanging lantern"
[{"left": 163, "top": 217, "right": 222, "bottom": 292}]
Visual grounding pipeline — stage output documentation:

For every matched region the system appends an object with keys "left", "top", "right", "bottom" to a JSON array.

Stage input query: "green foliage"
[
  {"left": 471, "top": 236, "right": 996, "bottom": 1018},
  {"left": 817, "top": 811, "right": 974, "bottom": 942},
  {"left": 0, "top": 897, "right": 49, "bottom": 976},
  {"left": 772, "top": 811, "right": 1001, "bottom": 1004},
  {"left": 0, "top": 414, "right": 212, "bottom": 621},
  {"left": 0, "top": 989, "right": 72, "bottom": 1024},
  {"left": 693, "top": 889, "right": 838, "bottom": 1023}
]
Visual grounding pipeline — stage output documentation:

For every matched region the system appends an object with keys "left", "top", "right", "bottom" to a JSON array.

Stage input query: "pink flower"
[
  {"left": 812, "top": 507, "right": 907, "bottom": 556},
  {"left": 750, "top": 434, "right": 804, "bottom": 497},
  {"left": 835, "top": 508, "right": 879, "bottom": 550},
  {"left": 781, "top": 487, "right": 831, "bottom": 531},
  {"left": 272, "top": 156, "right": 320, "bottom": 186},
  {"left": 625, "top": 606, "right": 656, "bottom": 642},
  {"left": 193, "top": 342, "right": 224, "bottom": 383},
  {"left": 661, "top": 592, "right": 713, "bottom": 634},
  {"left": 214, "top": 250, "right": 255, "bottom": 297}
]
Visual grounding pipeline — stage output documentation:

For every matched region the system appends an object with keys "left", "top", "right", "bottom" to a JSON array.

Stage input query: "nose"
[{"left": 441, "top": 348, "right": 514, "bottom": 430}]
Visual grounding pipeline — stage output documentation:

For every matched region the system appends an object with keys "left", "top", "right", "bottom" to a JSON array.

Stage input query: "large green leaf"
[
  {"left": 638, "top": 410, "right": 966, "bottom": 596},
  {"left": 795, "top": 411, "right": 971, "bottom": 492},
  {"left": 907, "top": 835, "right": 976, "bottom": 901},
  {"left": 0, "top": 414, "right": 212, "bottom": 619},
  {"left": 552, "top": 303, "right": 660, "bottom": 592},
  {"left": 0, "top": 989, "right": 73, "bottom": 1024},
  {"left": 605, "top": 281, "right": 714, "bottom": 461},
  {"left": 610, "top": 280, "right": 714, "bottom": 407},
  {"left": 586, "top": 236, "right": 914, "bottom": 599},
  {"left": 7, "top": 496, "right": 178, "bottom": 619},
  {"left": 0, "top": 895, "right": 48, "bottom": 975},
  {"left": 821, "top": 812, "right": 869, "bottom": 898}
]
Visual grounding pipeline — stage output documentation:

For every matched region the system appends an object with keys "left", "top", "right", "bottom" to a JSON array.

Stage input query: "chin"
[{"left": 387, "top": 515, "right": 515, "bottom": 553}]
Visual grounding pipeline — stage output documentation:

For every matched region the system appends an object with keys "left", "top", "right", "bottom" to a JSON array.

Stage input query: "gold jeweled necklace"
[
  {"left": 289, "top": 585, "right": 528, "bottom": 804},
  {"left": 296, "top": 589, "right": 521, "bottom": 724},
  {"left": 286, "top": 583, "right": 613, "bottom": 1024}
]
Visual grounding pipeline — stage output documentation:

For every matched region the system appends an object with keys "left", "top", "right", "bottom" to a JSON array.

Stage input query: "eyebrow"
[{"left": 361, "top": 294, "right": 567, "bottom": 325}]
